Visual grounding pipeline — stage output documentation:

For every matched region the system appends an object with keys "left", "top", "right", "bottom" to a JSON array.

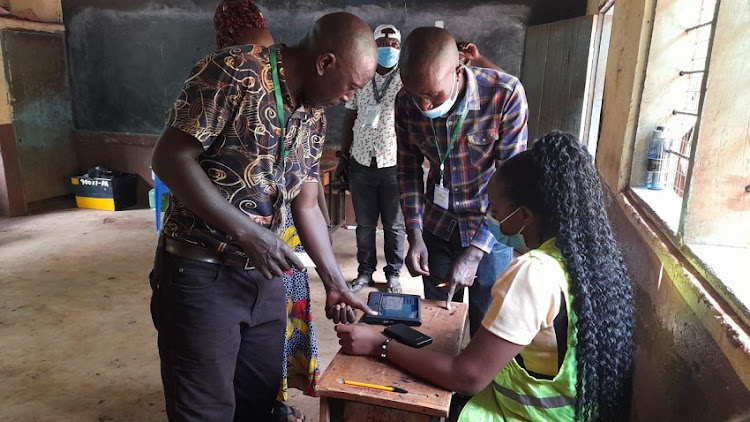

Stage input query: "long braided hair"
[{"left": 497, "top": 131, "right": 634, "bottom": 421}]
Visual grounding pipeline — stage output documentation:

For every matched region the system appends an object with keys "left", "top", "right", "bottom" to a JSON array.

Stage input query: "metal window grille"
[{"left": 666, "top": 0, "right": 717, "bottom": 197}]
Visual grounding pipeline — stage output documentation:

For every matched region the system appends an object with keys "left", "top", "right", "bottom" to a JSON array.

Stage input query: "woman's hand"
[{"left": 335, "top": 323, "right": 388, "bottom": 357}]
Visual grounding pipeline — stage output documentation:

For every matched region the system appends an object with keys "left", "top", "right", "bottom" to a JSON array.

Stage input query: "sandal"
[
  {"left": 386, "top": 275, "right": 402, "bottom": 293},
  {"left": 271, "top": 401, "right": 306, "bottom": 422},
  {"left": 350, "top": 274, "right": 372, "bottom": 293}
]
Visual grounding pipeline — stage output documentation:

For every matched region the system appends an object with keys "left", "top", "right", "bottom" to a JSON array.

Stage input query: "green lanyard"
[
  {"left": 431, "top": 106, "right": 469, "bottom": 186},
  {"left": 269, "top": 45, "right": 289, "bottom": 161},
  {"left": 371, "top": 67, "right": 398, "bottom": 103}
]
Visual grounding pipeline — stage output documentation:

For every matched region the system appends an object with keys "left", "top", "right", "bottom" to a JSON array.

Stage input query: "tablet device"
[{"left": 362, "top": 292, "right": 422, "bottom": 326}]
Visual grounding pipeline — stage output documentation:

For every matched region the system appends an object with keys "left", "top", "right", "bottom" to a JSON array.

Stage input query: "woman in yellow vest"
[{"left": 336, "top": 131, "right": 634, "bottom": 421}]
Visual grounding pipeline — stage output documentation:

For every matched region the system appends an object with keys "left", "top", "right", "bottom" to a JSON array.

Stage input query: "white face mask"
[
  {"left": 486, "top": 208, "right": 529, "bottom": 252},
  {"left": 417, "top": 73, "right": 458, "bottom": 119}
]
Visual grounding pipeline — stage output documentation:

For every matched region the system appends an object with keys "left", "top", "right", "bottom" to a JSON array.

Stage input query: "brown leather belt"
[{"left": 160, "top": 236, "right": 255, "bottom": 270}]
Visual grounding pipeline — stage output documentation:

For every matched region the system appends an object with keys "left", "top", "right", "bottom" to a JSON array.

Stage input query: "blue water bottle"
[{"left": 646, "top": 126, "right": 668, "bottom": 190}]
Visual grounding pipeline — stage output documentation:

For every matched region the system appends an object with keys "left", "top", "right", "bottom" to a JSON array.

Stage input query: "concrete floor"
[{"left": 0, "top": 207, "right": 424, "bottom": 422}]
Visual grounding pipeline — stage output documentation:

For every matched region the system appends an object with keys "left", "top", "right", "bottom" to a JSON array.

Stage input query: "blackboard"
[{"left": 64, "top": 0, "right": 531, "bottom": 145}]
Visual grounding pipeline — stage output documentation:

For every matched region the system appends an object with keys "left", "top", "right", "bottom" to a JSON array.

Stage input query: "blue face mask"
[
  {"left": 418, "top": 74, "right": 458, "bottom": 119},
  {"left": 486, "top": 208, "right": 529, "bottom": 252},
  {"left": 377, "top": 46, "right": 400, "bottom": 68}
]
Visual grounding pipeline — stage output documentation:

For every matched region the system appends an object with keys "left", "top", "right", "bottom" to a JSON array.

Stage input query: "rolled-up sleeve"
[{"left": 470, "top": 218, "right": 496, "bottom": 253}]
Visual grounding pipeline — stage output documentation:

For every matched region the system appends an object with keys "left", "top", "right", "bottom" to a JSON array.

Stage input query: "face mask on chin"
[
  {"left": 377, "top": 46, "right": 400, "bottom": 68},
  {"left": 417, "top": 73, "right": 458, "bottom": 119},
  {"left": 486, "top": 208, "right": 529, "bottom": 253}
]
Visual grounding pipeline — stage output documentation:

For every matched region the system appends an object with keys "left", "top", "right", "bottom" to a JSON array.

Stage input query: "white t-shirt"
[
  {"left": 344, "top": 67, "right": 402, "bottom": 168},
  {"left": 481, "top": 252, "right": 567, "bottom": 377}
]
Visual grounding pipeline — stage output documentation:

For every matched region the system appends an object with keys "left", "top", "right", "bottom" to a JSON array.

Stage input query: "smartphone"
[
  {"left": 361, "top": 292, "right": 422, "bottom": 326},
  {"left": 384, "top": 323, "right": 433, "bottom": 348}
]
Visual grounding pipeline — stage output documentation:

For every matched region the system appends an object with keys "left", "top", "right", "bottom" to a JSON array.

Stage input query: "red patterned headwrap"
[{"left": 214, "top": 0, "right": 269, "bottom": 49}]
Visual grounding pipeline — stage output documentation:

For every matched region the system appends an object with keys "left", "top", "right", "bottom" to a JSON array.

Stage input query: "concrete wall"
[
  {"left": 594, "top": 0, "right": 750, "bottom": 419},
  {"left": 610, "top": 194, "right": 750, "bottom": 420}
]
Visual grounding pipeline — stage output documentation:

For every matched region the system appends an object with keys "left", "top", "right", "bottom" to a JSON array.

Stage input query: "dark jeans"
[
  {"left": 422, "top": 230, "right": 513, "bottom": 337},
  {"left": 149, "top": 247, "right": 286, "bottom": 422},
  {"left": 349, "top": 160, "right": 405, "bottom": 278}
]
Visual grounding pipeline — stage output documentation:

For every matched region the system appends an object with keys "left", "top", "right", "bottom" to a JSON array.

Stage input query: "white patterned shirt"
[{"left": 344, "top": 67, "right": 402, "bottom": 168}]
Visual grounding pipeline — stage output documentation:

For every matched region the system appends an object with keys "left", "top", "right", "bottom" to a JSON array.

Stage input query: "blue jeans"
[
  {"left": 422, "top": 230, "right": 513, "bottom": 336},
  {"left": 149, "top": 246, "right": 285, "bottom": 422}
]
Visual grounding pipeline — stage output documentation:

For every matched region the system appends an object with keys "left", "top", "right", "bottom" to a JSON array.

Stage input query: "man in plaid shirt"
[{"left": 395, "top": 27, "right": 528, "bottom": 336}]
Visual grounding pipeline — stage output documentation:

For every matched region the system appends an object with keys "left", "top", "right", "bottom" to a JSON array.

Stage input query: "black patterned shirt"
[{"left": 162, "top": 44, "right": 326, "bottom": 256}]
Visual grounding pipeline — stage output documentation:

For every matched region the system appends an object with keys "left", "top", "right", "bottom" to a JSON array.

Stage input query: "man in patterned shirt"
[
  {"left": 150, "top": 12, "right": 377, "bottom": 421},
  {"left": 395, "top": 27, "right": 528, "bottom": 337},
  {"left": 338, "top": 24, "right": 405, "bottom": 294}
]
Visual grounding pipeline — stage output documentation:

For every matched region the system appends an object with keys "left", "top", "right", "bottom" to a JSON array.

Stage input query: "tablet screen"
[{"left": 380, "top": 295, "right": 418, "bottom": 319}]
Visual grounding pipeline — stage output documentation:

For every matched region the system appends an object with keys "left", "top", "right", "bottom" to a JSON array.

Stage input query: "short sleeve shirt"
[
  {"left": 344, "top": 68, "right": 402, "bottom": 168},
  {"left": 163, "top": 44, "right": 326, "bottom": 256},
  {"left": 481, "top": 250, "right": 566, "bottom": 377}
]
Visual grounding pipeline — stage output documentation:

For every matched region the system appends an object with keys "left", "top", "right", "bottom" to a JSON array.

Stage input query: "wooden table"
[{"left": 317, "top": 300, "right": 468, "bottom": 422}]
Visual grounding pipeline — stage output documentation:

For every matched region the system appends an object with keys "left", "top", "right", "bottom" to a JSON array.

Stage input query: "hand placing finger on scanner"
[
  {"left": 444, "top": 246, "right": 483, "bottom": 309},
  {"left": 240, "top": 229, "right": 304, "bottom": 280},
  {"left": 325, "top": 286, "right": 376, "bottom": 324}
]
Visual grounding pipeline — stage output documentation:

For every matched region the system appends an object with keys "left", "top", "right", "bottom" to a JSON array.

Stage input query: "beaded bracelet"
[{"left": 380, "top": 338, "right": 392, "bottom": 361}]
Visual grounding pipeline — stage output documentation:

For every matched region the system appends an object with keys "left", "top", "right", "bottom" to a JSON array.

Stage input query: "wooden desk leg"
[
  {"left": 319, "top": 397, "right": 346, "bottom": 422},
  {"left": 320, "top": 397, "right": 330, "bottom": 422}
]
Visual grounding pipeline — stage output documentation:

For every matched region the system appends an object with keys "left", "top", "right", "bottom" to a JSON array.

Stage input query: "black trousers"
[
  {"left": 149, "top": 247, "right": 286, "bottom": 422},
  {"left": 348, "top": 160, "right": 405, "bottom": 278}
]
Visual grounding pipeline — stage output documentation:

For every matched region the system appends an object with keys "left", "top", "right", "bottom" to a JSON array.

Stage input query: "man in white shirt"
[{"left": 337, "top": 24, "right": 405, "bottom": 293}]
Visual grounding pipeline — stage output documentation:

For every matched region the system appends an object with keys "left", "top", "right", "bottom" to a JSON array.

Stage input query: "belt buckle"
[{"left": 244, "top": 259, "right": 255, "bottom": 271}]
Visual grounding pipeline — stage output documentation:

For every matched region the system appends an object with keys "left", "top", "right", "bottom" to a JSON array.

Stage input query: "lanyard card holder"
[{"left": 361, "top": 104, "right": 382, "bottom": 129}]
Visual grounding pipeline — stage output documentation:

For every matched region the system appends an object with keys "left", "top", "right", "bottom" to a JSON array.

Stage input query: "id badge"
[
  {"left": 433, "top": 184, "right": 450, "bottom": 210},
  {"left": 361, "top": 105, "right": 381, "bottom": 129}
]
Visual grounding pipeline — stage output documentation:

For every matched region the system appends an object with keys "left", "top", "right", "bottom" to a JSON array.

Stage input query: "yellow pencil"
[{"left": 342, "top": 379, "right": 408, "bottom": 394}]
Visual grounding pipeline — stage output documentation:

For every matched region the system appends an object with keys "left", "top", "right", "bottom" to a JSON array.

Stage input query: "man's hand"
[
  {"left": 325, "top": 287, "right": 376, "bottom": 324},
  {"left": 240, "top": 229, "right": 303, "bottom": 280},
  {"left": 334, "top": 153, "right": 348, "bottom": 180},
  {"left": 335, "top": 323, "right": 387, "bottom": 357},
  {"left": 458, "top": 42, "right": 482, "bottom": 63},
  {"left": 334, "top": 152, "right": 350, "bottom": 191},
  {"left": 405, "top": 230, "right": 430, "bottom": 277},
  {"left": 445, "top": 246, "right": 484, "bottom": 305}
]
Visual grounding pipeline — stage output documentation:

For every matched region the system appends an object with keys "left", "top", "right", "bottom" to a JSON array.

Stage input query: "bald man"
[
  {"left": 395, "top": 28, "right": 528, "bottom": 337},
  {"left": 150, "top": 12, "right": 377, "bottom": 421}
]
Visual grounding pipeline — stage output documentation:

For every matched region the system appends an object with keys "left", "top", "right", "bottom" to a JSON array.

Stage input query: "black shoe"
[
  {"left": 350, "top": 274, "right": 372, "bottom": 293},
  {"left": 386, "top": 274, "right": 402, "bottom": 293}
]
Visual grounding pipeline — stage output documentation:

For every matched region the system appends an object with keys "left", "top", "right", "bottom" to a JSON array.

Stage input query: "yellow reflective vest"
[{"left": 459, "top": 238, "right": 578, "bottom": 422}]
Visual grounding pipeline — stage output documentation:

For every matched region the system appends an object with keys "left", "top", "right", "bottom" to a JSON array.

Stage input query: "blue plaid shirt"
[{"left": 395, "top": 66, "right": 528, "bottom": 253}]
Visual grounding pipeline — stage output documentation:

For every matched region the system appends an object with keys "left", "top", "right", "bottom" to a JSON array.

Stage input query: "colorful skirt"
[{"left": 277, "top": 210, "right": 320, "bottom": 400}]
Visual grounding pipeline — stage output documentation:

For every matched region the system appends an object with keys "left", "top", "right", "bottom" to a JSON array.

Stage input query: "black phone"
[
  {"left": 361, "top": 292, "right": 422, "bottom": 326},
  {"left": 383, "top": 323, "right": 433, "bottom": 348}
]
